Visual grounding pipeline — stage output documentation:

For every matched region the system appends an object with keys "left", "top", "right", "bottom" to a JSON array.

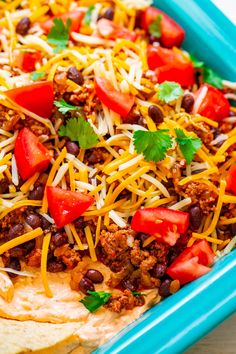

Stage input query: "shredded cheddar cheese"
[
  {"left": 0, "top": 228, "right": 43, "bottom": 254},
  {"left": 41, "top": 233, "right": 53, "bottom": 298}
]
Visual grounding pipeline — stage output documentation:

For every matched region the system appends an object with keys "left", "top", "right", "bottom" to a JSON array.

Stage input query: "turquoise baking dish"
[{"left": 95, "top": 1, "right": 236, "bottom": 353}]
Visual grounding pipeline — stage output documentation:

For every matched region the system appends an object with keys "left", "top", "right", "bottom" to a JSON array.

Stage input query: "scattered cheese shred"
[
  {"left": 69, "top": 224, "right": 84, "bottom": 250},
  {"left": 193, "top": 180, "right": 226, "bottom": 239},
  {"left": 84, "top": 226, "right": 97, "bottom": 262},
  {"left": 20, "top": 172, "right": 40, "bottom": 193},
  {"left": 41, "top": 147, "right": 67, "bottom": 213},
  {"left": 0, "top": 200, "right": 42, "bottom": 221},
  {"left": 41, "top": 233, "right": 53, "bottom": 298},
  {"left": 178, "top": 167, "right": 218, "bottom": 186},
  {"left": 0, "top": 227, "right": 43, "bottom": 254}
]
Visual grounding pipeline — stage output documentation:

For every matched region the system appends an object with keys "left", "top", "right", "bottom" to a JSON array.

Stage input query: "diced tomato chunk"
[
  {"left": 147, "top": 45, "right": 194, "bottom": 87},
  {"left": 5, "top": 82, "right": 54, "bottom": 118},
  {"left": 226, "top": 165, "right": 236, "bottom": 195},
  {"left": 14, "top": 51, "right": 41, "bottom": 72},
  {"left": 193, "top": 84, "right": 230, "bottom": 121},
  {"left": 94, "top": 76, "right": 135, "bottom": 117},
  {"left": 41, "top": 11, "right": 84, "bottom": 34},
  {"left": 131, "top": 207, "right": 189, "bottom": 246},
  {"left": 97, "top": 19, "right": 137, "bottom": 41},
  {"left": 167, "top": 240, "right": 214, "bottom": 284},
  {"left": 141, "top": 7, "right": 185, "bottom": 48},
  {"left": 14, "top": 128, "right": 51, "bottom": 180},
  {"left": 47, "top": 186, "right": 94, "bottom": 228}
]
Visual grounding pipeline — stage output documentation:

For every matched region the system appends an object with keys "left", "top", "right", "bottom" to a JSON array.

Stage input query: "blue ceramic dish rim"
[{"left": 94, "top": 1, "right": 236, "bottom": 353}]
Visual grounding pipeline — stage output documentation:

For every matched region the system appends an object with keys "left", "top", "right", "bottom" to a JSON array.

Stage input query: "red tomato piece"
[
  {"left": 14, "top": 51, "right": 41, "bottom": 72},
  {"left": 141, "top": 7, "right": 185, "bottom": 48},
  {"left": 147, "top": 45, "right": 194, "bottom": 87},
  {"left": 226, "top": 165, "right": 236, "bottom": 195},
  {"left": 193, "top": 84, "right": 230, "bottom": 121},
  {"left": 167, "top": 240, "right": 214, "bottom": 284},
  {"left": 5, "top": 82, "right": 54, "bottom": 118},
  {"left": 131, "top": 207, "right": 189, "bottom": 246},
  {"left": 97, "top": 19, "right": 137, "bottom": 41},
  {"left": 14, "top": 128, "right": 51, "bottom": 180},
  {"left": 41, "top": 11, "right": 84, "bottom": 34},
  {"left": 94, "top": 76, "right": 135, "bottom": 117},
  {"left": 167, "top": 257, "right": 211, "bottom": 285},
  {"left": 47, "top": 186, "right": 94, "bottom": 228}
]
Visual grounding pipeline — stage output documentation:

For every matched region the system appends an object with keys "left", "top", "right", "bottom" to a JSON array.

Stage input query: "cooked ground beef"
[
  {"left": 54, "top": 244, "right": 81, "bottom": 269},
  {"left": 179, "top": 181, "right": 217, "bottom": 213},
  {"left": 104, "top": 289, "right": 145, "bottom": 313}
]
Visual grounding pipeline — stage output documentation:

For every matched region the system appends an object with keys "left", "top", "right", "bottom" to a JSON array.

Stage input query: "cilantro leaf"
[
  {"left": 47, "top": 18, "right": 71, "bottom": 53},
  {"left": 84, "top": 5, "right": 95, "bottom": 26},
  {"left": 189, "top": 54, "right": 205, "bottom": 69},
  {"left": 158, "top": 81, "right": 183, "bottom": 103},
  {"left": 132, "top": 292, "right": 147, "bottom": 297},
  {"left": 80, "top": 291, "right": 111, "bottom": 313},
  {"left": 189, "top": 54, "right": 223, "bottom": 88},
  {"left": 30, "top": 71, "right": 46, "bottom": 81},
  {"left": 148, "top": 15, "right": 162, "bottom": 38},
  {"left": 59, "top": 117, "right": 98, "bottom": 149},
  {"left": 175, "top": 128, "right": 202, "bottom": 164},
  {"left": 54, "top": 99, "right": 78, "bottom": 115},
  {"left": 203, "top": 67, "right": 223, "bottom": 89},
  {"left": 133, "top": 130, "right": 173, "bottom": 163}
]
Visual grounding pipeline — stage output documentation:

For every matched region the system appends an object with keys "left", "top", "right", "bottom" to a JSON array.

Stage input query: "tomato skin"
[
  {"left": 15, "top": 51, "right": 41, "bottom": 72},
  {"left": 226, "top": 165, "right": 236, "bottom": 195},
  {"left": 14, "top": 128, "right": 51, "bottom": 180},
  {"left": 147, "top": 45, "right": 194, "bottom": 87},
  {"left": 167, "top": 240, "right": 214, "bottom": 284},
  {"left": 131, "top": 207, "right": 189, "bottom": 246},
  {"left": 141, "top": 7, "right": 185, "bottom": 48},
  {"left": 47, "top": 186, "right": 94, "bottom": 228},
  {"left": 194, "top": 84, "right": 230, "bottom": 121},
  {"left": 97, "top": 19, "right": 137, "bottom": 41},
  {"left": 5, "top": 82, "right": 54, "bottom": 118},
  {"left": 94, "top": 76, "right": 135, "bottom": 117},
  {"left": 167, "top": 257, "right": 211, "bottom": 285},
  {"left": 41, "top": 11, "right": 84, "bottom": 34}
]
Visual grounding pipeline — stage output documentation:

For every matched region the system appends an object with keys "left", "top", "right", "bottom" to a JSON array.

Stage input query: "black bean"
[
  {"left": 7, "top": 257, "right": 21, "bottom": 278},
  {"left": 79, "top": 277, "right": 95, "bottom": 294},
  {"left": 16, "top": 17, "right": 31, "bottom": 36},
  {"left": 181, "top": 94, "right": 194, "bottom": 113},
  {"left": 0, "top": 178, "right": 9, "bottom": 194},
  {"left": 159, "top": 279, "right": 171, "bottom": 297},
  {"left": 152, "top": 264, "right": 167, "bottom": 279},
  {"left": 8, "top": 224, "right": 24, "bottom": 240},
  {"left": 103, "top": 8, "right": 114, "bottom": 20},
  {"left": 47, "top": 260, "right": 66, "bottom": 272},
  {"left": 137, "top": 233, "right": 149, "bottom": 244},
  {"left": 148, "top": 105, "right": 164, "bottom": 124},
  {"left": 122, "top": 278, "right": 138, "bottom": 292},
  {"left": 26, "top": 214, "right": 42, "bottom": 229},
  {"left": 66, "top": 141, "right": 79, "bottom": 156},
  {"left": 67, "top": 67, "right": 84, "bottom": 85},
  {"left": 23, "top": 239, "right": 35, "bottom": 254},
  {"left": 85, "top": 269, "right": 104, "bottom": 283},
  {"left": 28, "top": 185, "right": 44, "bottom": 200},
  {"left": 9, "top": 246, "right": 26, "bottom": 258},
  {"left": 189, "top": 205, "right": 203, "bottom": 230},
  {"left": 51, "top": 232, "right": 68, "bottom": 247},
  {"left": 41, "top": 217, "right": 51, "bottom": 230},
  {"left": 230, "top": 223, "right": 236, "bottom": 236}
]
